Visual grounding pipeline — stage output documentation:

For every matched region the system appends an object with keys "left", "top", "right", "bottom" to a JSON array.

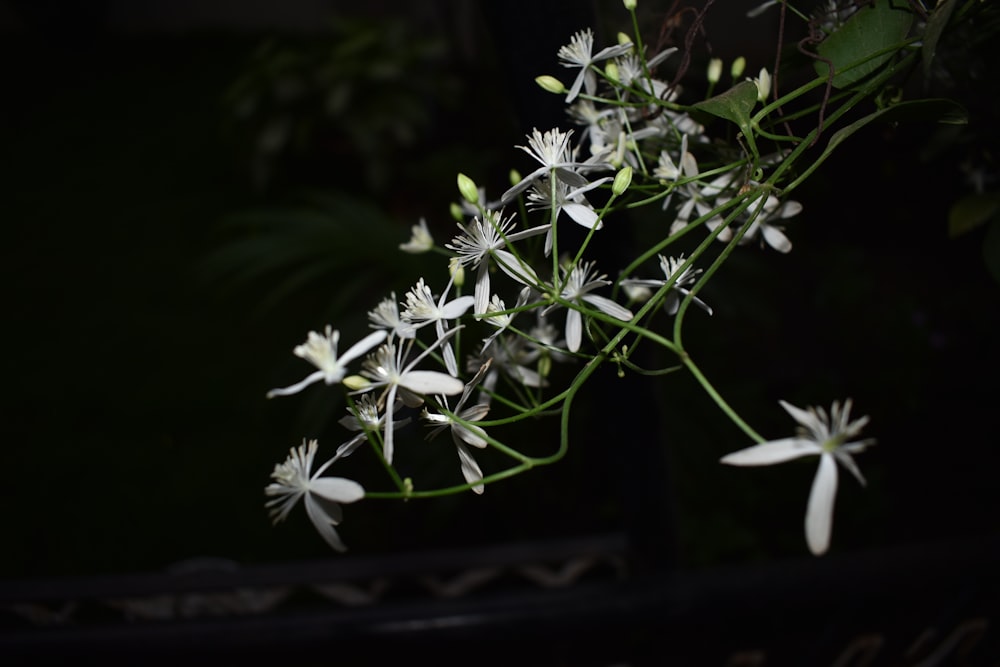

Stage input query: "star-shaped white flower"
[
  {"left": 445, "top": 210, "right": 547, "bottom": 315},
  {"left": 399, "top": 217, "right": 434, "bottom": 254},
  {"left": 720, "top": 399, "right": 875, "bottom": 555},
  {"left": 620, "top": 254, "right": 712, "bottom": 316},
  {"left": 356, "top": 335, "right": 465, "bottom": 464},
  {"left": 266, "top": 327, "right": 387, "bottom": 398},
  {"left": 742, "top": 194, "right": 801, "bottom": 254},
  {"left": 502, "top": 128, "right": 612, "bottom": 203},
  {"left": 423, "top": 360, "right": 493, "bottom": 494},
  {"left": 557, "top": 28, "right": 633, "bottom": 103},
  {"left": 265, "top": 439, "right": 365, "bottom": 552},
  {"left": 545, "top": 260, "right": 633, "bottom": 353},
  {"left": 368, "top": 292, "right": 417, "bottom": 340},
  {"left": 401, "top": 276, "right": 475, "bottom": 376},
  {"left": 332, "top": 394, "right": 410, "bottom": 462}
]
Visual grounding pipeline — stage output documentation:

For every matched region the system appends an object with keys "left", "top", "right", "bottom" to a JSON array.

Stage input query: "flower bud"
[
  {"left": 617, "top": 32, "right": 632, "bottom": 46},
  {"left": 612, "top": 166, "right": 633, "bottom": 195},
  {"left": 449, "top": 256, "right": 465, "bottom": 288},
  {"left": 342, "top": 375, "right": 371, "bottom": 391},
  {"left": 449, "top": 202, "right": 464, "bottom": 221},
  {"left": 730, "top": 56, "right": 746, "bottom": 79},
  {"left": 755, "top": 67, "right": 771, "bottom": 102},
  {"left": 604, "top": 61, "right": 620, "bottom": 84},
  {"left": 707, "top": 58, "right": 723, "bottom": 84},
  {"left": 508, "top": 168, "right": 522, "bottom": 187},
  {"left": 623, "top": 0, "right": 637, "bottom": 10},
  {"left": 535, "top": 75, "right": 566, "bottom": 95},
  {"left": 457, "top": 173, "right": 479, "bottom": 205}
]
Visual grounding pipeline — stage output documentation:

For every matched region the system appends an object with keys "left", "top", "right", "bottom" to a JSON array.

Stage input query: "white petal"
[
  {"left": 565, "top": 309, "right": 582, "bottom": 352},
  {"left": 474, "top": 263, "right": 491, "bottom": 315},
  {"left": 805, "top": 454, "right": 838, "bottom": 555},
  {"left": 762, "top": 225, "right": 792, "bottom": 253},
  {"left": 582, "top": 294, "right": 633, "bottom": 321},
  {"left": 309, "top": 477, "right": 365, "bottom": 504},
  {"left": 455, "top": 441, "right": 485, "bottom": 494},
  {"left": 563, "top": 203, "right": 602, "bottom": 230},
  {"left": 454, "top": 423, "right": 489, "bottom": 449},
  {"left": 441, "top": 295, "right": 475, "bottom": 319},
  {"left": 339, "top": 330, "right": 388, "bottom": 365},
  {"left": 266, "top": 370, "right": 326, "bottom": 398},
  {"left": 493, "top": 249, "right": 540, "bottom": 287},
  {"left": 400, "top": 370, "right": 465, "bottom": 396},
  {"left": 778, "top": 400, "right": 822, "bottom": 432},
  {"left": 720, "top": 438, "right": 822, "bottom": 466},
  {"left": 304, "top": 495, "right": 348, "bottom": 552}
]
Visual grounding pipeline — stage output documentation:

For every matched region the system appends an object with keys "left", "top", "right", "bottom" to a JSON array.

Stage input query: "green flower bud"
[
  {"left": 730, "top": 56, "right": 746, "bottom": 79},
  {"left": 707, "top": 57, "right": 723, "bottom": 84},
  {"left": 342, "top": 375, "right": 371, "bottom": 391},
  {"left": 535, "top": 75, "right": 566, "bottom": 95},
  {"left": 612, "top": 166, "right": 633, "bottom": 195},
  {"left": 623, "top": 0, "right": 637, "bottom": 10},
  {"left": 509, "top": 168, "right": 522, "bottom": 187},
  {"left": 457, "top": 173, "right": 479, "bottom": 205},
  {"left": 449, "top": 202, "right": 464, "bottom": 222},
  {"left": 449, "top": 256, "right": 465, "bottom": 288},
  {"left": 604, "top": 61, "right": 620, "bottom": 84}
]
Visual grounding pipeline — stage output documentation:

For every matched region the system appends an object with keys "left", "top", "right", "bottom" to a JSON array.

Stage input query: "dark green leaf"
[{"left": 815, "top": 0, "right": 914, "bottom": 88}]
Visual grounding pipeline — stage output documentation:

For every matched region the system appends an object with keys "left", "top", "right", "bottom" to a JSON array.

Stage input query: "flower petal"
[
  {"left": 309, "top": 477, "right": 365, "bottom": 504},
  {"left": 340, "top": 330, "right": 388, "bottom": 365},
  {"left": 266, "top": 370, "right": 326, "bottom": 398},
  {"left": 304, "top": 495, "right": 348, "bottom": 552},
  {"left": 720, "top": 438, "right": 822, "bottom": 466},
  {"left": 582, "top": 294, "right": 633, "bottom": 321},
  {"left": 805, "top": 453, "right": 838, "bottom": 555},
  {"left": 400, "top": 370, "right": 465, "bottom": 396},
  {"left": 563, "top": 203, "right": 602, "bottom": 230},
  {"left": 455, "top": 441, "right": 485, "bottom": 494},
  {"left": 565, "top": 309, "right": 582, "bottom": 352}
]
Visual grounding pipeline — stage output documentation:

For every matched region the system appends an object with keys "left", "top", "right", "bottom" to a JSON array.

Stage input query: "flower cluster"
[{"left": 252, "top": 0, "right": 956, "bottom": 556}]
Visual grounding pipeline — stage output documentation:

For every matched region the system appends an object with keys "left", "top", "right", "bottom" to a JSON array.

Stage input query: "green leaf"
[
  {"left": 815, "top": 0, "right": 914, "bottom": 89},
  {"left": 692, "top": 80, "right": 758, "bottom": 131},
  {"left": 949, "top": 193, "right": 1000, "bottom": 238},
  {"left": 921, "top": 0, "right": 959, "bottom": 78}
]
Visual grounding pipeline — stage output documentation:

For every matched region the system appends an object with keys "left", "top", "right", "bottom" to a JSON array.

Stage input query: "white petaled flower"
[
  {"left": 742, "top": 194, "right": 801, "bottom": 254},
  {"left": 502, "top": 128, "right": 611, "bottom": 203},
  {"left": 265, "top": 439, "right": 365, "bottom": 553},
  {"left": 557, "top": 28, "right": 633, "bottom": 103},
  {"left": 545, "top": 260, "right": 634, "bottom": 353},
  {"left": 445, "top": 209, "right": 548, "bottom": 315},
  {"left": 480, "top": 288, "right": 530, "bottom": 353},
  {"left": 422, "top": 360, "right": 493, "bottom": 494},
  {"left": 357, "top": 336, "right": 465, "bottom": 464},
  {"left": 620, "top": 254, "right": 712, "bottom": 316},
  {"left": 266, "top": 327, "right": 388, "bottom": 398},
  {"left": 399, "top": 217, "right": 434, "bottom": 254},
  {"left": 368, "top": 293, "right": 416, "bottom": 340},
  {"left": 401, "top": 276, "right": 475, "bottom": 376},
  {"left": 720, "top": 399, "right": 875, "bottom": 556},
  {"left": 333, "top": 394, "right": 410, "bottom": 462},
  {"left": 526, "top": 176, "right": 610, "bottom": 256}
]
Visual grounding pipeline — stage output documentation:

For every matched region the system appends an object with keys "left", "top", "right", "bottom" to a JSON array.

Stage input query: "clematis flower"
[
  {"left": 620, "top": 254, "right": 712, "bottom": 316},
  {"left": 422, "top": 360, "right": 493, "bottom": 494},
  {"left": 333, "top": 394, "right": 409, "bottom": 462},
  {"left": 399, "top": 217, "right": 434, "bottom": 254},
  {"left": 266, "top": 327, "right": 387, "bottom": 398},
  {"left": 720, "top": 399, "right": 875, "bottom": 556},
  {"left": 741, "top": 193, "right": 801, "bottom": 254},
  {"left": 446, "top": 209, "right": 548, "bottom": 315},
  {"left": 368, "top": 292, "right": 417, "bottom": 340},
  {"left": 526, "top": 176, "right": 611, "bottom": 256},
  {"left": 356, "top": 335, "right": 465, "bottom": 464},
  {"left": 544, "top": 260, "right": 633, "bottom": 353},
  {"left": 557, "top": 28, "right": 633, "bottom": 103},
  {"left": 401, "top": 276, "right": 475, "bottom": 376},
  {"left": 265, "top": 439, "right": 365, "bottom": 552},
  {"left": 502, "top": 128, "right": 612, "bottom": 204}
]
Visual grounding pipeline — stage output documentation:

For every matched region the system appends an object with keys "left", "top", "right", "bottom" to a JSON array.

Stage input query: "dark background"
[{"left": 1, "top": 0, "right": 998, "bottom": 585}]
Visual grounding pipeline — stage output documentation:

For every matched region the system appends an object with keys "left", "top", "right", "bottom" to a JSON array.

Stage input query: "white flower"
[
  {"left": 423, "top": 360, "right": 493, "bottom": 494},
  {"left": 526, "top": 176, "right": 610, "bottom": 256},
  {"left": 266, "top": 327, "right": 387, "bottom": 398},
  {"left": 368, "top": 292, "right": 416, "bottom": 340},
  {"left": 357, "top": 335, "right": 465, "bottom": 464},
  {"left": 545, "top": 260, "right": 634, "bottom": 353},
  {"left": 742, "top": 194, "right": 800, "bottom": 254},
  {"left": 399, "top": 217, "right": 434, "bottom": 254},
  {"left": 720, "top": 399, "right": 875, "bottom": 556},
  {"left": 265, "top": 439, "right": 365, "bottom": 552},
  {"left": 333, "top": 394, "right": 410, "bottom": 461},
  {"left": 445, "top": 210, "right": 548, "bottom": 315},
  {"left": 557, "top": 28, "right": 633, "bottom": 103},
  {"left": 502, "top": 128, "right": 611, "bottom": 203},
  {"left": 401, "top": 276, "right": 475, "bottom": 376},
  {"left": 620, "top": 254, "right": 712, "bottom": 316}
]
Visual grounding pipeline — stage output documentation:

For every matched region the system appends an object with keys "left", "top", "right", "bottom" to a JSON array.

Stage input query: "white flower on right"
[{"left": 720, "top": 399, "right": 875, "bottom": 556}]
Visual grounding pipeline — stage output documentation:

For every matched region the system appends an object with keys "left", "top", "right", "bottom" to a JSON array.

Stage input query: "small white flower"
[
  {"left": 368, "top": 293, "right": 416, "bottom": 340},
  {"left": 333, "top": 394, "right": 410, "bottom": 461},
  {"left": 266, "top": 327, "right": 387, "bottom": 398},
  {"left": 742, "top": 194, "right": 800, "bottom": 254},
  {"left": 557, "top": 28, "right": 633, "bottom": 103},
  {"left": 446, "top": 210, "right": 547, "bottom": 315},
  {"left": 526, "top": 176, "right": 610, "bottom": 256},
  {"left": 423, "top": 360, "right": 494, "bottom": 494},
  {"left": 545, "top": 260, "right": 633, "bottom": 353},
  {"left": 502, "top": 128, "right": 612, "bottom": 203},
  {"left": 720, "top": 399, "right": 875, "bottom": 556},
  {"left": 620, "top": 254, "right": 712, "bottom": 316},
  {"left": 265, "top": 439, "right": 365, "bottom": 552},
  {"left": 357, "top": 335, "right": 465, "bottom": 464},
  {"left": 402, "top": 276, "right": 475, "bottom": 376},
  {"left": 399, "top": 217, "right": 434, "bottom": 254}
]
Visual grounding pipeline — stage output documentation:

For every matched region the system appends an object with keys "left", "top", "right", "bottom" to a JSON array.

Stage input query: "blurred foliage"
[{"left": 221, "top": 15, "right": 460, "bottom": 194}]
